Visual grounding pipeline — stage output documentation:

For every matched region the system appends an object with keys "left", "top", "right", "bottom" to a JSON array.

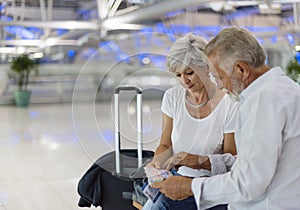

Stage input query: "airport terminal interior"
[{"left": 1, "top": 0, "right": 300, "bottom": 209}]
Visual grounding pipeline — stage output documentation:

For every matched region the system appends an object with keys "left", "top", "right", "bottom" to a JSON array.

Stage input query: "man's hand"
[
  {"left": 163, "top": 152, "right": 210, "bottom": 170},
  {"left": 151, "top": 176, "right": 194, "bottom": 200}
]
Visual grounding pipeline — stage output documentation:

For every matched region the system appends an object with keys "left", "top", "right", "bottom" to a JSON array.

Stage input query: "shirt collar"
[{"left": 239, "top": 66, "right": 284, "bottom": 102}]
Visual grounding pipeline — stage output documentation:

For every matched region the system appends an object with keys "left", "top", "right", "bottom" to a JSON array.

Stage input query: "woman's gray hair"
[
  {"left": 205, "top": 27, "right": 266, "bottom": 74},
  {"left": 166, "top": 33, "right": 208, "bottom": 73}
]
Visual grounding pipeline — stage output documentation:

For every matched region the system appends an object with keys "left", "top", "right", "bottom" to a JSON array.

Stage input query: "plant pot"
[{"left": 14, "top": 90, "right": 31, "bottom": 107}]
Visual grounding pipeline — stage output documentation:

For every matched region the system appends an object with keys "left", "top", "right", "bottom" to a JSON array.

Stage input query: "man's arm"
[
  {"left": 163, "top": 152, "right": 236, "bottom": 174},
  {"left": 163, "top": 132, "right": 237, "bottom": 172},
  {"left": 209, "top": 153, "right": 236, "bottom": 175},
  {"left": 192, "top": 92, "right": 285, "bottom": 208}
]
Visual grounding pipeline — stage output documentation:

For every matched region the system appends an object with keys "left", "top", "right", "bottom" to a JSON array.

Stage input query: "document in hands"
[
  {"left": 143, "top": 166, "right": 173, "bottom": 203},
  {"left": 144, "top": 166, "right": 172, "bottom": 185}
]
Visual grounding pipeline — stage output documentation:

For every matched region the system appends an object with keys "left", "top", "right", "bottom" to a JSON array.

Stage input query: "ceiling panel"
[{"left": 0, "top": 0, "right": 300, "bottom": 64}]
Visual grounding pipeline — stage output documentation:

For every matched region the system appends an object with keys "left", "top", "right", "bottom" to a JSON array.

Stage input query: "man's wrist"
[{"left": 199, "top": 155, "right": 211, "bottom": 170}]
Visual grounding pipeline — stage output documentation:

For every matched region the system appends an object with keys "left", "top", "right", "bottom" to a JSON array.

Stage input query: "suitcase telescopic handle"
[
  {"left": 114, "top": 85, "right": 143, "bottom": 174},
  {"left": 115, "top": 85, "right": 142, "bottom": 94}
]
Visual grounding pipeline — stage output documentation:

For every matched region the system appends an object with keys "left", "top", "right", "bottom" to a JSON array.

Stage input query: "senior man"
[{"left": 152, "top": 27, "right": 300, "bottom": 209}]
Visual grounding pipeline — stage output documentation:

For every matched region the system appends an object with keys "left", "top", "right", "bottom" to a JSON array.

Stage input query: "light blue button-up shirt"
[{"left": 192, "top": 67, "right": 300, "bottom": 210}]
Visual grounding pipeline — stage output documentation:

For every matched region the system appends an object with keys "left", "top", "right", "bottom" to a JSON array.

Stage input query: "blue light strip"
[
  {"left": 94, "top": 23, "right": 287, "bottom": 66},
  {"left": 99, "top": 40, "right": 130, "bottom": 63},
  {"left": 295, "top": 52, "right": 300, "bottom": 63},
  {"left": 1, "top": 16, "right": 37, "bottom": 40},
  {"left": 226, "top": 7, "right": 259, "bottom": 20}
]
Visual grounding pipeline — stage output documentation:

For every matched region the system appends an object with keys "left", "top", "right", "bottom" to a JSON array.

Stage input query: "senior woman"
[{"left": 142, "top": 33, "right": 239, "bottom": 210}]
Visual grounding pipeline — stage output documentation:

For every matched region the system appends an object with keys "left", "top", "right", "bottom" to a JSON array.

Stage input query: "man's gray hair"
[
  {"left": 167, "top": 33, "right": 208, "bottom": 73},
  {"left": 205, "top": 27, "right": 266, "bottom": 74}
]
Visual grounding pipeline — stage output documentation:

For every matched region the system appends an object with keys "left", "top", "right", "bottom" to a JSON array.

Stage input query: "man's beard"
[
  {"left": 223, "top": 79, "right": 244, "bottom": 102},
  {"left": 221, "top": 88, "right": 240, "bottom": 101},
  {"left": 227, "top": 90, "right": 241, "bottom": 102}
]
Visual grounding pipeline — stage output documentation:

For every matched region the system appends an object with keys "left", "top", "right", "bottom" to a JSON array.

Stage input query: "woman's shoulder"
[{"left": 165, "top": 85, "right": 185, "bottom": 96}]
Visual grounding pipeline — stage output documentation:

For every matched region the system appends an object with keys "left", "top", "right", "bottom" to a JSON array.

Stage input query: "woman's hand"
[
  {"left": 145, "top": 157, "right": 164, "bottom": 169},
  {"left": 146, "top": 146, "right": 173, "bottom": 170}
]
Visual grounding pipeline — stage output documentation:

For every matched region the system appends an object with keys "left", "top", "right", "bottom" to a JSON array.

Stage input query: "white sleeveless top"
[{"left": 161, "top": 85, "right": 239, "bottom": 177}]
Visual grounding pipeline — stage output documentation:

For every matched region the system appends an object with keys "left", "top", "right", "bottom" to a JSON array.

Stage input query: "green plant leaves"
[
  {"left": 10, "top": 54, "right": 40, "bottom": 91},
  {"left": 286, "top": 58, "right": 300, "bottom": 83}
]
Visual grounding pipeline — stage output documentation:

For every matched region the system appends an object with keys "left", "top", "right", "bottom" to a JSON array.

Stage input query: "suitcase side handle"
[{"left": 114, "top": 85, "right": 143, "bottom": 174}]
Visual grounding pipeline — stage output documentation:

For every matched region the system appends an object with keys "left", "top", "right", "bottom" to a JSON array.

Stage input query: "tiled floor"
[{"left": 0, "top": 99, "right": 162, "bottom": 210}]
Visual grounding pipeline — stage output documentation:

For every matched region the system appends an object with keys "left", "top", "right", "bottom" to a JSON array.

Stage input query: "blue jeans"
[
  {"left": 143, "top": 193, "right": 197, "bottom": 210},
  {"left": 143, "top": 193, "right": 227, "bottom": 210},
  {"left": 142, "top": 169, "right": 227, "bottom": 210}
]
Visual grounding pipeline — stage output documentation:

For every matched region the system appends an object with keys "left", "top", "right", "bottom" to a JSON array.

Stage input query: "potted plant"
[
  {"left": 10, "top": 54, "right": 40, "bottom": 107},
  {"left": 286, "top": 57, "right": 300, "bottom": 84}
]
